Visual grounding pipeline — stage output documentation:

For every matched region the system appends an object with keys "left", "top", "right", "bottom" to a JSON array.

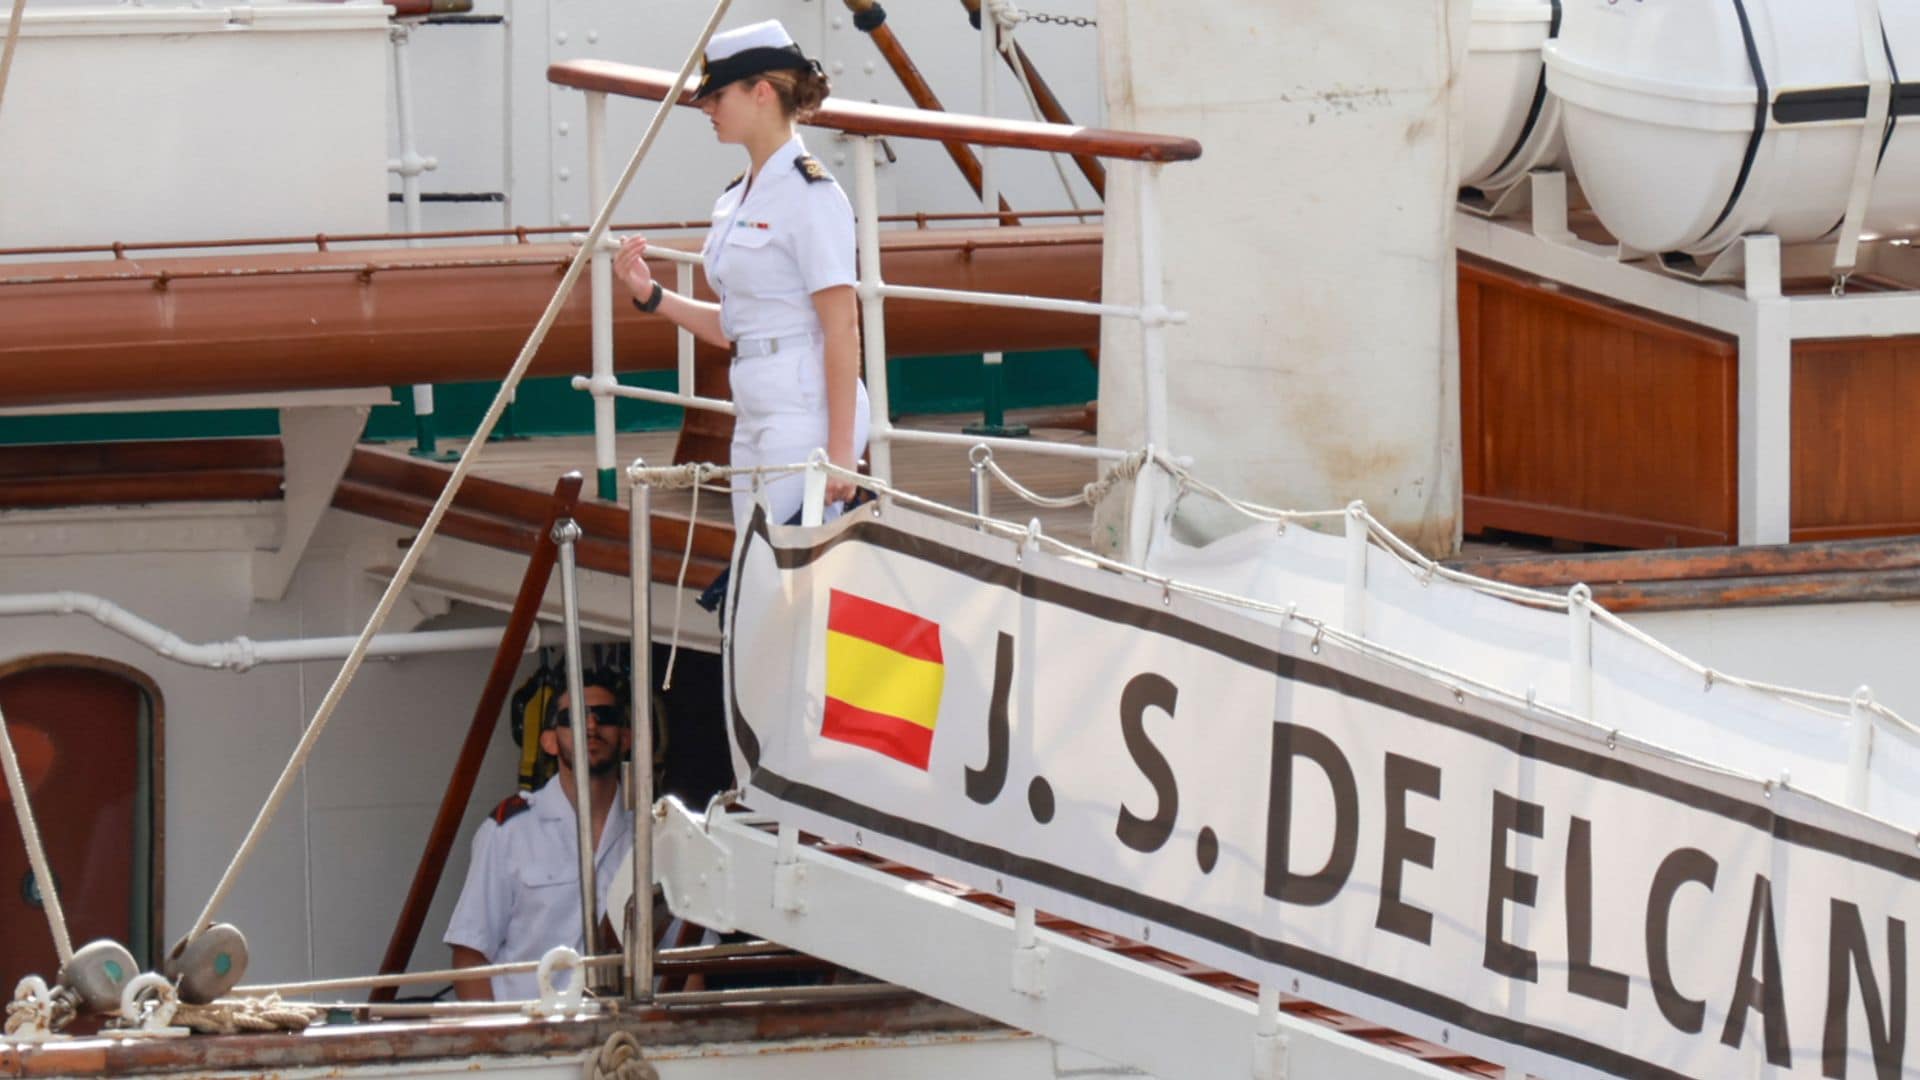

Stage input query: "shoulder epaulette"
[
  {"left": 490, "top": 794, "right": 531, "bottom": 826},
  {"left": 794, "top": 155, "right": 830, "bottom": 184},
  {"left": 723, "top": 172, "right": 744, "bottom": 192}
]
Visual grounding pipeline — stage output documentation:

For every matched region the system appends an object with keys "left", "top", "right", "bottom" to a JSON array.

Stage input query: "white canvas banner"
[{"left": 725, "top": 503, "right": 1920, "bottom": 1080}]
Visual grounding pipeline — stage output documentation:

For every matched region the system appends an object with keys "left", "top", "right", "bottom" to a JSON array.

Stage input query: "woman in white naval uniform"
[{"left": 614, "top": 19, "right": 870, "bottom": 532}]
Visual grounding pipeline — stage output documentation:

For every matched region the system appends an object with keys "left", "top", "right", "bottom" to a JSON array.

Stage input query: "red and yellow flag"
[{"left": 822, "top": 589, "right": 945, "bottom": 769}]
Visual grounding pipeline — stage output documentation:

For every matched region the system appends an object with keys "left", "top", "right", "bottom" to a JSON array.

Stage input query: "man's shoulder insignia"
[
  {"left": 490, "top": 794, "right": 532, "bottom": 826},
  {"left": 794, "top": 155, "right": 830, "bottom": 184},
  {"left": 723, "top": 172, "right": 744, "bottom": 192}
]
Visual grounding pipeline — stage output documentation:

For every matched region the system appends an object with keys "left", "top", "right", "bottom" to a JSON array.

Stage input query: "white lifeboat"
[
  {"left": 1545, "top": 0, "right": 1920, "bottom": 256},
  {"left": 1461, "top": 0, "right": 1565, "bottom": 191}
]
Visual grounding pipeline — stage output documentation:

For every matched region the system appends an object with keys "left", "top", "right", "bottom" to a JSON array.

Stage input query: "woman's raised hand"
[{"left": 614, "top": 236, "right": 654, "bottom": 299}]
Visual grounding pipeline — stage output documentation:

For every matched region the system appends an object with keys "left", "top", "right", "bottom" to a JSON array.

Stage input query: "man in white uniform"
[{"left": 445, "top": 674, "right": 633, "bottom": 1001}]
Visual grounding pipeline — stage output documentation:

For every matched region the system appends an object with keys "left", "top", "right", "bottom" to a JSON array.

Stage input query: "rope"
[
  {"left": 584, "top": 1030, "right": 660, "bottom": 1080},
  {"left": 173, "top": 995, "right": 317, "bottom": 1035},
  {"left": 0, "top": 703, "right": 72, "bottom": 964},
  {"left": 1140, "top": 452, "right": 1913, "bottom": 734},
  {"left": 660, "top": 464, "right": 712, "bottom": 691},
  {"left": 237, "top": 951, "right": 625, "bottom": 997},
  {"left": 0, "top": 0, "right": 25, "bottom": 129},
  {"left": 630, "top": 452, "right": 1917, "bottom": 757},
  {"left": 188, "top": 0, "right": 738, "bottom": 943},
  {"left": 977, "top": 446, "right": 1144, "bottom": 510},
  {"left": 989, "top": 0, "right": 1092, "bottom": 221}
]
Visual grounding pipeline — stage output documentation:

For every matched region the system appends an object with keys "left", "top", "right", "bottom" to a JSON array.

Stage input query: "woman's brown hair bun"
[{"left": 759, "top": 67, "right": 831, "bottom": 121}]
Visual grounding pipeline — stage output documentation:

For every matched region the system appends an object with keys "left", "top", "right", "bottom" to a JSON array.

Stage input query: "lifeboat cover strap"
[
  {"left": 1487, "top": 0, "right": 1562, "bottom": 180},
  {"left": 1701, "top": 0, "right": 1770, "bottom": 242}
]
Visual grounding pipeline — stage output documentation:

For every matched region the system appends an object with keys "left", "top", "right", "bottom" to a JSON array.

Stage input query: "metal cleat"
[{"left": 4, "top": 977, "right": 72, "bottom": 1042}]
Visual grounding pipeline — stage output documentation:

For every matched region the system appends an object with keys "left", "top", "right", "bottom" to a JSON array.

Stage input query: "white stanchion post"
[
  {"left": 1252, "top": 984, "right": 1286, "bottom": 1080},
  {"left": 627, "top": 463, "right": 655, "bottom": 1000},
  {"left": 1136, "top": 163, "right": 1170, "bottom": 455},
  {"left": 552, "top": 519, "right": 600, "bottom": 985},
  {"left": 1342, "top": 502, "right": 1368, "bottom": 637},
  {"left": 772, "top": 822, "right": 803, "bottom": 913},
  {"left": 587, "top": 90, "right": 618, "bottom": 501},
  {"left": 970, "top": 446, "right": 992, "bottom": 523},
  {"left": 1568, "top": 584, "right": 1594, "bottom": 724},
  {"left": 1010, "top": 900, "right": 1046, "bottom": 997},
  {"left": 851, "top": 137, "right": 893, "bottom": 486},
  {"left": 391, "top": 23, "right": 445, "bottom": 461},
  {"left": 676, "top": 262, "right": 696, "bottom": 397},
  {"left": 1847, "top": 685, "right": 1876, "bottom": 812},
  {"left": 802, "top": 456, "right": 829, "bottom": 527}
]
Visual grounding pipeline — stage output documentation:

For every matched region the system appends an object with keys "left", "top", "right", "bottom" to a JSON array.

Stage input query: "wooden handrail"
[
  {"left": 370, "top": 471, "right": 585, "bottom": 1000},
  {"left": 548, "top": 60, "right": 1203, "bottom": 164}
]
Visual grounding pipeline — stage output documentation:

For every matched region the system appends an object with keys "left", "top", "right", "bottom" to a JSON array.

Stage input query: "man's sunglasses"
[{"left": 551, "top": 703, "right": 630, "bottom": 729}]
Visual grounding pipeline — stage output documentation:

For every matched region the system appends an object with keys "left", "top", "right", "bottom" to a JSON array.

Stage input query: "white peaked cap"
[{"left": 705, "top": 19, "right": 796, "bottom": 62}]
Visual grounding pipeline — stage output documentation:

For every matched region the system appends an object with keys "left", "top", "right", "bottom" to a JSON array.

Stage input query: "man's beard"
[{"left": 589, "top": 755, "right": 623, "bottom": 778}]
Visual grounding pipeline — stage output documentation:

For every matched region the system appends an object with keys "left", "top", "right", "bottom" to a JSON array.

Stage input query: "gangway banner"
[{"left": 725, "top": 505, "right": 1918, "bottom": 1080}]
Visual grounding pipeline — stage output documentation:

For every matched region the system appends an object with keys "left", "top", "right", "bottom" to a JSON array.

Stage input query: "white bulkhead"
[{"left": 0, "top": 2, "right": 392, "bottom": 246}]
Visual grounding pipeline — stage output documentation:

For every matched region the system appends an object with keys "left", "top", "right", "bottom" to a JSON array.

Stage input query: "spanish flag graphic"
[{"left": 822, "top": 589, "right": 945, "bottom": 769}]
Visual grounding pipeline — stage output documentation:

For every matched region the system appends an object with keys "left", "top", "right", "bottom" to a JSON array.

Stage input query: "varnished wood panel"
[
  {"left": 1791, "top": 339, "right": 1920, "bottom": 539},
  {"left": 1459, "top": 257, "right": 1739, "bottom": 548}
]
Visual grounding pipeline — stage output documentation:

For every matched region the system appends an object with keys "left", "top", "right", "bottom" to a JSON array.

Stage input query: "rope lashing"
[
  {"left": 5, "top": 978, "right": 77, "bottom": 1038},
  {"left": 171, "top": 995, "right": 318, "bottom": 1035}
]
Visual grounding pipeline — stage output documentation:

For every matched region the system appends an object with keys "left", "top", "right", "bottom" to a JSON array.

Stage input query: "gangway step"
[{"left": 781, "top": 830, "right": 1501, "bottom": 1077}]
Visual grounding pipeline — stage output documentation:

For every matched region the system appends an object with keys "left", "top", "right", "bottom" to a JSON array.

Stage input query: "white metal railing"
[
  {"left": 574, "top": 92, "right": 1189, "bottom": 546},
  {"left": 631, "top": 447, "right": 1917, "bottom": 825}
]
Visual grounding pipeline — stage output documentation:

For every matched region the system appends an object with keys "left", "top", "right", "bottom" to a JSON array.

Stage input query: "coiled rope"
[{"left": 584, "top": 1030, "right": 659, "bottom": 1080}]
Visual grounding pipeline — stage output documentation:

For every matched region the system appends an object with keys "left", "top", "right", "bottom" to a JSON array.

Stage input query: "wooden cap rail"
[
  {"left": 1449, "top": 535, "right": 1920, "bottom": 613},
  {"left": 548, "top": 60, "right": 1203, "bottom": 163}
]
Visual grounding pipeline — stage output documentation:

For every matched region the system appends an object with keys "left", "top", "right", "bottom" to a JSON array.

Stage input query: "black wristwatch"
[{"left": 632, "top": 281, "right": 665, "bottom": 313}]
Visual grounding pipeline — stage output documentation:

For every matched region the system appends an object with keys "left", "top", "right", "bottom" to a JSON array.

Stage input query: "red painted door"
[{"left": 0, "top": 664, "right": 147, "bottom": 992}]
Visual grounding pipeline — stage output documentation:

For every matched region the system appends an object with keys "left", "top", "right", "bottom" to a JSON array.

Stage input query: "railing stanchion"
[
  {"left": 1343, "top": 502, "right": 1368, "bottom": 638},
  {"left": 963, "top": 11, "right": 1026, "bottom": 440},
  {"left": 1568, "top": 584, "right": 1594, "bottom": 723},
  {"left": 587, "top": 90, "right": 619, "bottom": 501},
  {"left": 1135, "top": 162, "right": 1170, "bottom": 454},
  {"left": 626, "top": 464, "right": 656, "bottom": 1000},
  {"left": 552, "top": 518, "right": 602, "bottom": 987},
  {"left": 1847, "top": 685, "right": 1876, "bottom": 812},
  {"left": 676, "top": 261, "right": 696, "bottom": 399},
  {"left": 970, "top": 446, "right": 992, "bottom": 524},
  {"left": 852, "top": 136, "right": 894, "bottom": 487}
]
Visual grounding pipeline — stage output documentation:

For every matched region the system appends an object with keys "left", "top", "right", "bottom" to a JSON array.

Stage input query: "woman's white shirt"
[{"left": 701, "top": 134, "right": 857, "bottom": 343}]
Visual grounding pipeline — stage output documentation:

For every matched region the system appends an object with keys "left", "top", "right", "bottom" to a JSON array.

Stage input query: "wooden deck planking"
[{"left": 368, "top": 409, "right": 1105, "bottom": 550}]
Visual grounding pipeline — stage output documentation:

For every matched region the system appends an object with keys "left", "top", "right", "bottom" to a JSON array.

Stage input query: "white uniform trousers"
[{"left": 727, "top": 342, "right": 871, "bottom": 533}]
